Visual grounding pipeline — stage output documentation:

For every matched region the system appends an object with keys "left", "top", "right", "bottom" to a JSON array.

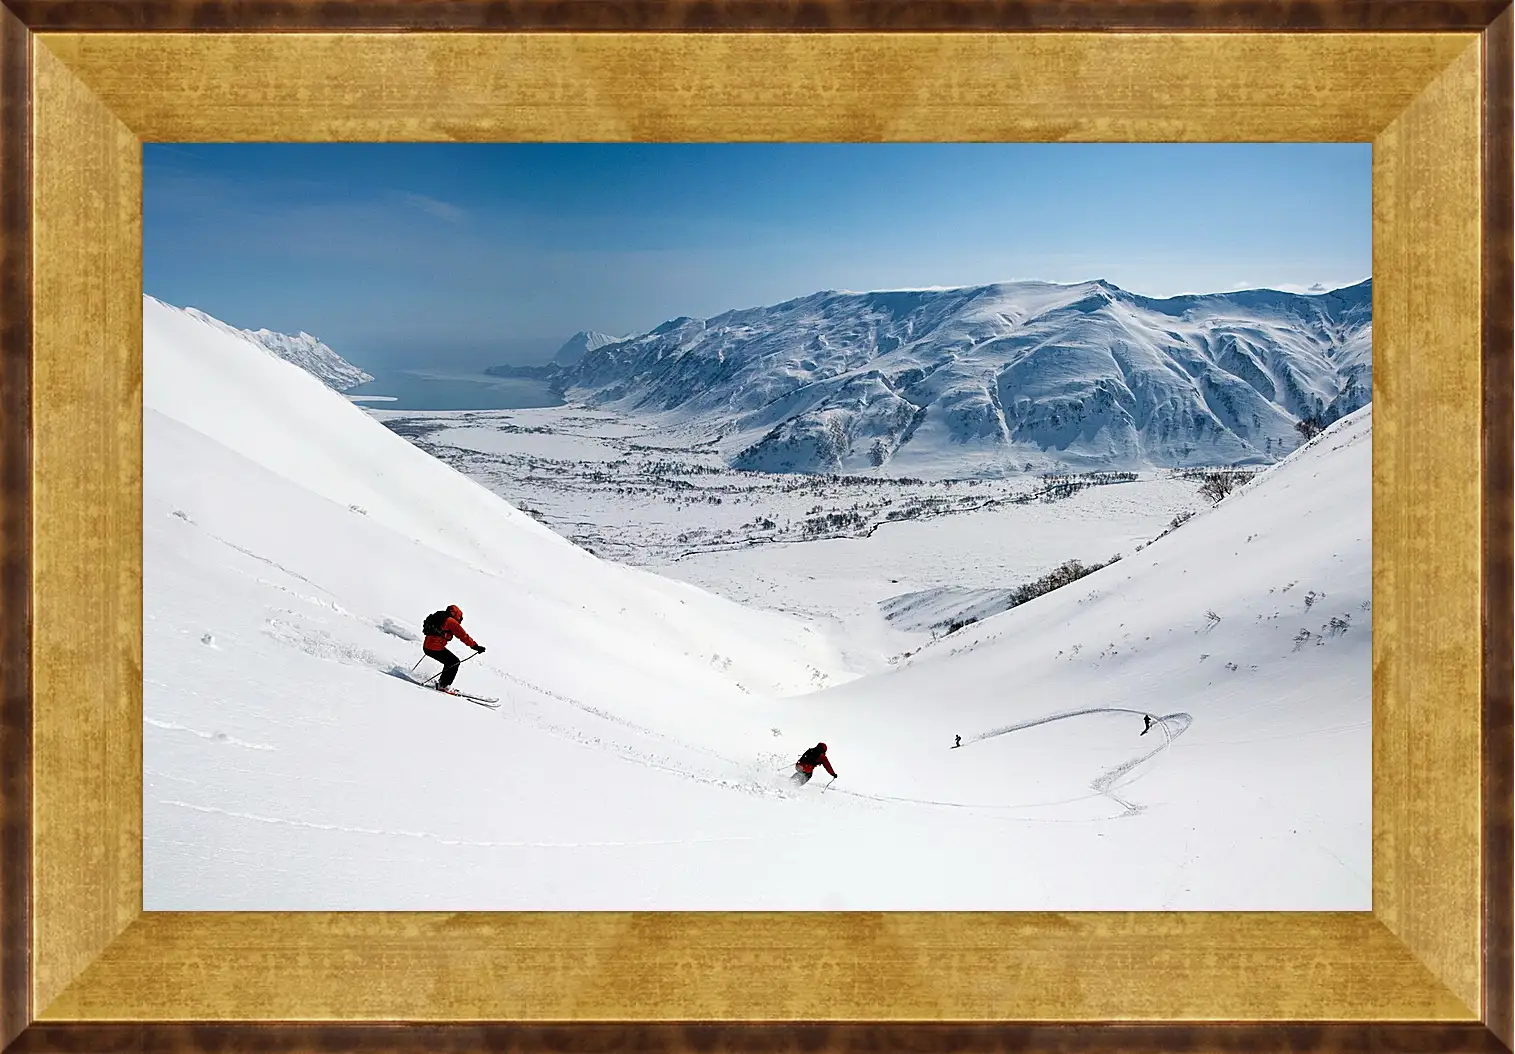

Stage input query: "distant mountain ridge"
[
  {"left": 481, "top": 331, "right": 628, "bottom": 381},
  {"left": 151, "top": 298, "right": 375, "bottom": 392},
  {"left": 553, "top": 330, "right": 626, "bottom": 366},
  {"left": 241, "top": 327, "right": 374, "bottom": 392},
  {"left": 530, "top": 278, "right": 1372, "bottom": 475}
]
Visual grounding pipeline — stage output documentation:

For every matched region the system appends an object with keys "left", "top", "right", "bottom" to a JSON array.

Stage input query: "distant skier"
[
  {"left": 1141, "top": 714, "right": 1155, "bottom": 736},
  {"left": 954, "top": 735, "right": 962, "bottom": 749},
  {"left": 792, "top": 742, "right": 837, "bottom": 785},
  {"left": 421, "top": 604, "right": 485, "bottom": 695}
]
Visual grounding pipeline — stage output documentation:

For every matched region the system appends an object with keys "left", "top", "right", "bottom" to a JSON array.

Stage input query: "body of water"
[{"left": 345, "top": 369, "right": 563, "bottom": 411}]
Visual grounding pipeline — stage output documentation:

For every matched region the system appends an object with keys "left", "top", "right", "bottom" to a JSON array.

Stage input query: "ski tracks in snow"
[
  {"left": 171, "top": 501, "right": 1194, "bottom": 820},
  {"left": 167, "top": 508, "right": 811, "bottom": 804},
  {"left": 1087, "top": 712, "right": 1191, "bottom": 814},
  {"left": 145, "top": 717, "right": 277, "bottom": 753},
  {"left": 828, "top": 707, "right": 1193, "bottom": 817},
  {"left": 386, "top": 664, "right": 799, "bottom": 802},
  {"left": 381, "top": 665, "right": 1194, "bottom": 819},
  {"left": 971, "top": 705, "right": 1191, "bottom": 745},
  {"left": 172, "top": 508, "right": 342, "bottom": 603},
  {"left": 971, "top": 706, "right": 1192, "bottom": 814}
]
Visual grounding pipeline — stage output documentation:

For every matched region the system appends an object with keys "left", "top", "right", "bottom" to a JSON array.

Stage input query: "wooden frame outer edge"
[
  {"left": 0, "top": 2, "right": 30, "bottom": 1051},
  {"left": 0, "top": 0, "right": 1511, "bottom": 32},
  {"left": 1482, "top": 4, "right": 1515, "bottom": 1051},
  {"left": 2, "top": 2, "right": 1513, "bottom": 1052},
  {"left": 1, "top": 1022, "right": 1514, "bottom": 1053}
]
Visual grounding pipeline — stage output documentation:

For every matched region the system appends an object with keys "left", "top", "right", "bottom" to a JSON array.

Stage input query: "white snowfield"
[{"left": 145, "top": 295, "right": 1368, "bottom": 910}]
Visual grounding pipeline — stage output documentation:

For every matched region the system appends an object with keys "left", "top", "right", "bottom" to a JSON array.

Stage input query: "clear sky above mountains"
[{"left": 144, "top": 143, "right": 1370, "bottom": 370}]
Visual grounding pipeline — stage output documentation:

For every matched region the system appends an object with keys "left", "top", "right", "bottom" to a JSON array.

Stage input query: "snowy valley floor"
[
  {"left": 145, "top": 298, "right": 1370, "bottom": 910},
  {"left": 374, "top": 405, "right": 1207, "bottom": 670}
]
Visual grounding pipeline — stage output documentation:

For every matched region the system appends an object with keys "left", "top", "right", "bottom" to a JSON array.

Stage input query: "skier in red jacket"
[
  {"left": 792, "top": 742, "right": 837, "bottom": 785},
  {"left": 422, "top": 604, "right": 485, "bottom": 694}
]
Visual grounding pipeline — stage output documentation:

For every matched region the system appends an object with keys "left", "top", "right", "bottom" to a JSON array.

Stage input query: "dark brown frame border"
[
  {"left": 0, "top": 0, "right": 1511, "bottom": 32},
  {"left": 0, "top": 0, "right": 31, "bottom": 1048},
  {"left": 3, "top": 1022, "right": 1515, "bottom": 1052},
  {"left": 1, "top": 2, "right": 1510, "bottom": 1052},
  {"left": 1484, "top": 4, "right": 1515, "bottom": 1050}
]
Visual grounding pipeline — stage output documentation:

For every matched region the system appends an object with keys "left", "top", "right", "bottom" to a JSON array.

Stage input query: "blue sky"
[{"left": 144, "top": 143, "right": 1370, "bottom": 369}]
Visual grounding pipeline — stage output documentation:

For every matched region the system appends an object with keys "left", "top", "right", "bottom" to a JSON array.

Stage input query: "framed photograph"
[{"left": 1, "top": 1, "right": 1510, "bottom": 1051}]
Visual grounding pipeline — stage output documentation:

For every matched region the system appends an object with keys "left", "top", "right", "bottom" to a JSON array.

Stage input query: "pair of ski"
[{"left": 407, "top": 675, "right": 500, "bottom": 708}]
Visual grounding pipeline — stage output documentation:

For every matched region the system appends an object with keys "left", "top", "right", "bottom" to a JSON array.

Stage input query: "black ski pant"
[{"left": 425, "top": 646, "right": 460, "bottom": 689}]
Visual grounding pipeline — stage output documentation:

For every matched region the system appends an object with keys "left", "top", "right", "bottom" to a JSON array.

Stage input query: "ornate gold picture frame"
[{"left": 0, "top": 2, "right": 1510, "bottom": 1050}]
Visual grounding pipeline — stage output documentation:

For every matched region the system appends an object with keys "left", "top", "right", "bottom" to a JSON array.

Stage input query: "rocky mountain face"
[{"left": 534, "top": 279, "right": 1372, "bottom": 475}]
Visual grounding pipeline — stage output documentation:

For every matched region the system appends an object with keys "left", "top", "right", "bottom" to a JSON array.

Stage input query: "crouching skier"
[
  {"left": 421, "top": 604, "right": 485, "bottom": 695},
  {"left": 792, "top": 742, "right": 837, "bottom": 785}
]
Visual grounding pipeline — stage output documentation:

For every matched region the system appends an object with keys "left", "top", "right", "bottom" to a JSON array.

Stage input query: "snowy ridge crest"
[
  {"left": 554, "top": 330, "right": 627, "bottom": 367},
  {"left": 555, "top": 278, "right": 1372, "bottom": 476},
  {"left": 154, "top": 297, "right": 374, "bottom": 392},
  {"left": 244, "top": 328, "right": 374, "bottom": 392}
]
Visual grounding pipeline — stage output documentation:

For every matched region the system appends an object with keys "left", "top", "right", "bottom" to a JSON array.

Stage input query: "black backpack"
[
  {"left": 798, "top": 745, "right": 825, "bottom": 766},
  {"left": 422, "top": 609, "right": 451, "bottom": 636}
]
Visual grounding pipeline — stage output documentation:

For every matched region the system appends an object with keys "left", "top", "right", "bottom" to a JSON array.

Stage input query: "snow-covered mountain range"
[
  {"left": 154, "top": 298, "right": 375, "bottom": 392},
  {"left": 541, "top": 279, "right": 1372, "bottom": 476},
  {"left": 553, "top": 330, "right": 625, "bottom": 366}
]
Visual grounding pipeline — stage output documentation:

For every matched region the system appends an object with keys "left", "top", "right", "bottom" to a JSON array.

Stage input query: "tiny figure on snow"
[
  {"left": 1141, "top": 714, "right": 1155, "bottom": 736},
  {"left": 792, "top": 742, "right": 837, "bottom": 785},
  {"left": 422, "top": 604, "right": 486, "bottom": 695},
  {"left": 954, "top": 735, "right": 962, "bottom": 749}
]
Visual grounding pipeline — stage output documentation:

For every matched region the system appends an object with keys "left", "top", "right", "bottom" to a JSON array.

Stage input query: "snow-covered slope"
[
  {"left": 145, "top": 295, "right": 865, "bottom": 905},
  {"left": 559, "top": 279, "right": 1371, "bottom": 476},
  {"left": 552, "top": 329, "right": 626, "bottom": 366},
  {"left": 763, "top": 403, "right": 1371, "bottom": 902},
  {"left": 157, "top": 297, "right": 375, "bottom": 391},
  {"left": 145, "top": 293, "right": 847, "bottom": 687},
  {"left": 145, "top": 294, "right": 1367, "bottom": 911}
]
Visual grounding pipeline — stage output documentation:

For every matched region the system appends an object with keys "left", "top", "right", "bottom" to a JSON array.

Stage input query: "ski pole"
[
  {"left": 419, "top": 650, "right": 480, "bottom": 688},
  {"left": 823, "top": 776, "right": 837, "bottom": 792},
  {"left": 420, "top": 650, "right": 479, "bottom": 686}
]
